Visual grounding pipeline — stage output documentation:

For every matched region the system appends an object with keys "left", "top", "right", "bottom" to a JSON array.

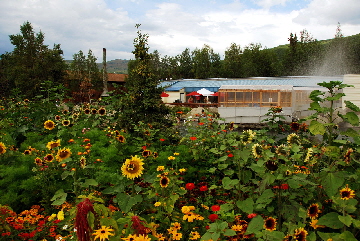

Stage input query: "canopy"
[
  {"left": 197, "top": 88, "right": 214, "bottom": 96},
  {"left": 186, "top": 91, "right": 202, "bottom": 96},
  {"left": 160, "top": 92, "right": 169, "bottom": 97},
  {"left": 211, "top": 92, "right": 219, "bottom": 96}
]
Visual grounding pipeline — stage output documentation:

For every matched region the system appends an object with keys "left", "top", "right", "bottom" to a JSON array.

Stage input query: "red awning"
[
  {"left": 211, "top": 92, "right": 219, "bottom": 96},
  {"left": 160, "top": 92, "right": 169, "bottom": 97},
  {"left": 186, "top": 91, "right": 202, "bottom": 96}
]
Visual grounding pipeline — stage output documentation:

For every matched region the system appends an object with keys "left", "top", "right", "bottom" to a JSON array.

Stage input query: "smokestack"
[{"left": 101, "top": 48, "right": 109, "bottom": 96}]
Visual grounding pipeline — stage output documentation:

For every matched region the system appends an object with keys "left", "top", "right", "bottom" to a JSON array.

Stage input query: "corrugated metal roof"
[{"left": 162, "top": 76, "right": 343, "bottom": 92}]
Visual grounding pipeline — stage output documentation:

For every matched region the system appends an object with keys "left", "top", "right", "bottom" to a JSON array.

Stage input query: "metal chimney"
[{"left": 101, "top": 48, "right": 109, "bottom": 96}]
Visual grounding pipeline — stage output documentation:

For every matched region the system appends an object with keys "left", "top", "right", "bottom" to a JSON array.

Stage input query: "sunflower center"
[{"left": 341, "top": 191, "right": 350, "bottom": 198}]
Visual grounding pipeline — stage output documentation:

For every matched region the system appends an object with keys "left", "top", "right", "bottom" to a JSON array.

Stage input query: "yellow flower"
[
  {"left": 340, "top": 184, "right": 356, "bottom": 200},
  {"left": 189, "top": 231, "right": 201, "bottom": 240},
  {"left": 173, "top": 152, "right": 180, "bottom": 156},
  {"left": 121, "top": 234, "right": 137, "bottom": 241},
  {"left": 171, "top": 222, "right": 181, "bottom": 230},
  {"left": 48, "top": 213, "right": 57, "bottom": 221},
  {"left": 294, "top": 227, "right": 308, "bottom": 241},
  {"left": 307, "top": 203, "right": 321, "bottom": 219},
  {"left": 121, "top": 155, "right": 144, "bottom": 179},
  {"left": 93, "top": 226, "right": 115, "bottom": 241},
  {"left": 46, "top": 139, "right": 61, "bottom": 150},
  {"left": 183, "top": 212, "right": 197, "bottom": 222},
  {"left": 157, "top": 166, "right": 165, "bottom": 171},
  {"left": 160, "top": 176, "right": 170, "bottom": 188},
  {"left": 252, "top": 143, "right": 262, "bottom": 158},
  {"left": 231, "top": 224, "right": 243, "bottom": 231},
  {"left": 44, "top": 120, "right": 55, "bottom": 130},
  {"left": 181, "top": 205, "right": 195, "bottom": 214},
  {"left": 264, "top": 217, "right": 277, "bottom": 231},
  {"left": 309, "top": 219, "right": 325, "bottom": 229},
  {"left": 287, "top": 133, "right": 301, "bottom": 145},
  {"left": 57, "top": 210, "right": 64, "bottom": 221},
  {"left": 134, "top": 234, "right": 151, "bottom": 241},
  {"left": 179, "top": 168, "right": 186, "bottom": 173},
  {"left": 0, "top": 142, "right": 7, "bottom": 154},
  {"left": 171, "top": 232, "right": 182, "bottom": 240},
  {"left": 168, "top": 156, "right": 175, "bottom": 160},
  {"left": 56, "top": 148, "right": 72, "bottom": 162},
  {"left": 154, "top": 202, "right": 161, "bottom": 207}
]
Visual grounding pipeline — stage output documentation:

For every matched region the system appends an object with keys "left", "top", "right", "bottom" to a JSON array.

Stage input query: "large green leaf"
[
  {"left": 245, "top": 215, "right": 264, "bottom": 234},
  {"left": 256, "top": 189, "right": 274, "bottom": 204},
  {"left": 236, "top": 198, "right": 254, "bottom": 214},
  {"left": 320, "top": 172, "right": 345, "bottom": 198},
  {"left": 339, "top": 112, "right": 359, "bottom": 126},
  {"left": 51, "top": 189, "right": 67, "bottom": 206},
  {"left": 116, "top": 193, "right": 143, "bottom": 213},
  {"left": 317, "top": 212, "right": 344, "bottom": 229},
  {"left": 222, "top": 176, "right": 239, "bottom": 190},
  {"left": 338, "top": 214, "right": 353, "bottom": 227},
  {"left": 345, "top": 100, "right": 360, "bottom": 112},
  {"left": 309, "top": 120, "right": 326, "bottom": 135}
]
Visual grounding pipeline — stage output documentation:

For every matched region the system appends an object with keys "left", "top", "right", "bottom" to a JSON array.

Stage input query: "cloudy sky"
[{"left": 1, "top": 0, "right": 359, "bottom": 61}]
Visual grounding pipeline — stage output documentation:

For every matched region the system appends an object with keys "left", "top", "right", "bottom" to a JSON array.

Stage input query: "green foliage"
[{"left": 0, "top": 21, "right": 67, "bottom": 98}]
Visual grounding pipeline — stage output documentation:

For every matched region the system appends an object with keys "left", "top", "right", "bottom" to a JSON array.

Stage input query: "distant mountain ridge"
[{"left": 97, "top": 59, "right": 129, "bottom": 74}]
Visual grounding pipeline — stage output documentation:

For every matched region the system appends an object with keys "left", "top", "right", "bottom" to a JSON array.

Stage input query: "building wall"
[{"left": 343, "top": 74, "right": 360, "bottom": 108}]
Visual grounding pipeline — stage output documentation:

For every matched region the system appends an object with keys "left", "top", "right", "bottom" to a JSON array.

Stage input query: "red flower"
[
  {"left": 199, "top": 122, "right": 204, "bottom": 125},
  {"left": 227, "top": 153, "right": 234, "bottom": 157},
  {"left": 211, "top": 205, "right": 221, "bottom": 212},
  {"left": 185, "top": 183, "right": 196, "bottom": 190},
  {"left": 247, "top": 213, "right": 257, "bottom": 219},
  {"left": 142, "top": 146, "right": 147, "bottom": 150},
  {"left": 209, "top": 214, "right": 219, "bottom": 222},
  {"left": 280, "top": 183, "right": 289, "bottom": 190},
  {"left": 190, "top": 136, "right": 197, "bottom": 141},
  {"left": 159, "top": 138, "right": 165, "bottom": 142},
  {"left": 200, "top": 186, "right": 208, "bottom": 192}
]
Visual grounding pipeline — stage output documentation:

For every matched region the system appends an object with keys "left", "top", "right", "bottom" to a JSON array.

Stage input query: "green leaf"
[
  {"left": 341, "top": 128, "right": 359, "bottom": 138},
  {"left": 338, "top": 112, "right": 359, "bottom": 126},
  {"left": 265, "top": 231, "right": 286, "bottom": 241},
  {"left": 256, "top": 189, "right": 274, "bottom": 204},
  {"left": 345, "top": 100, "right": 360, "bottom": 112},
  {"left": 245, "top": 215, "right": 264, "bottom": 234},
  {"left": 320, "top": 172, "right": 345, "bottom": 198},
  {"left": 81, "top": 179, "right": 98, "bottom": 187},
  {"left": 317, "top": 212, "right": 344, "bottom": 229},
  {"left": 51, "top": 189, "right": 67, "bottom": 206},
  {"left": 223, "top": 229, "right": 237, "bottom": 236},
  {"left": 222, "top": 177, "right": 239, "bottom": 190},
  {"left": 116, "top": 193, "right": 143, "bottom": 213},
  {"left": 339, "top": 231, "right": 357, "bottom": 241},
  {"left": 236, "top": 198, "right": 254, "bottom": 214},
  {"left": 309, "top": 120, "right": 326, "bottom": 135},
  {"left": 338, "top": 215, "right": 353, "bottom": 227}
]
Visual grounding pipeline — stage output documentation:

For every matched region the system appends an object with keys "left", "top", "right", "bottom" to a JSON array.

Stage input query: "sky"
[{"left": 1, "top": 0, "right": 360, "bottom": 62}]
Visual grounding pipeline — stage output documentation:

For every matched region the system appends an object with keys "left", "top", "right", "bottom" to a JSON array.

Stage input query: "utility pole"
[{"left": 101, "top": 48, "right": 109, "bottom": 96}]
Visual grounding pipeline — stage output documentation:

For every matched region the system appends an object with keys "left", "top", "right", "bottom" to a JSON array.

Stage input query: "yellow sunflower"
[
  {"left": 56, "top": 148, "right": 72, "bottom": 162},
  {"left": 189, "top": 231, "right": 201, "bottom": 240},
  {"left": 80, "top": 156, "right": 86, "bottom": 169},
  {"left": 142, "top": 149, "right": 152, "bottom": 157},
  {"left": 0, "top": 142, "right": 7, "bottom": 154},
  {"left": 121, "top": 234, "right": 137, "bottom": 241},
  {"left": 84, "top": 108, "right": 91, "bottom": 114},
  {"left": 294, "top": 227, "right": 308, "bottom": 241},
  {"left": 252, "top": 143, "right": 262, "bottom": 158},
  {"left": 159, "top": 176, "right": 170, "bottom": 188},
  {"left": 44, "top": 120, "right": 55, "bottom": 130},
  {"left": 92, "top": 226, "right": 115, "bottom": 241},
  {"left": 121, "top": 155, "right": 144, "bottom": 179},
  {"left": 98, "top": 107, "right": 106, "bottom": 116},
  {"left": 307, "top": 203, "right": 321, "bottom": 219},
  {"left": 287, "top": 133, "right": 301, "bottom": 145},
  {"left": 46, "top": 139, "right": 61, "bottom": 150},
  {"left": 116, "top": 135, "right": 126, "bottom": 143},
  {"left": 62, "top": 120, "right": 70, "bottom": 126},
  {"left": 264, "top": 217, "right": 277, "bottom": 231},
  {"left": 340, "top": 184, "right": 356, "bottom": 200}
]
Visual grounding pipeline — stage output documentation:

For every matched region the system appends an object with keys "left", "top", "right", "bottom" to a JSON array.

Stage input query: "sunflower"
[
  {"left": 84, "top": 108, "right": 91, "bottom": 114},
  {"left": 44, "top": 154, "right": 54, "bottom": 162},
  {"left": 44, "top": 120, "right": 55, "bottom": 130},
  {"left": 294, "top": 227, "right": 308, "bottom": 241},
  {"left": 92, "top": 226, "right": 115, "bottom": 241},
  {"left": 304, "top": 148, "right": 313, "bottom": 162},
  {"left": 55, "top": 115, "right": 61, "bottom": 121},
  {"left": 62, "top": 120, "right": 70, "bottom": 126},
  {"left": 34, "top": 157, "right": 44, "bottom": 166},
  {"left": 265, "top": 161, "right": 278, "bottom": 171},
  {"left": 160, "top": 176, "right": 170, "bottom": 188},
  {"left": 142, "top": 150, "right": 152, "bottom": 157},
  {"left": 0, "top": 142, "right": 7, "bottom": 154},
  {"left": 275, "top": 144, "right": 288, "bottom": 155},
  {"left": 98, "top": 107, "right": 106, "bottom": 116},
  {"left": 252, "top": 143, "right": 263, "bottom": 158},
  {"left": 46, "top": 139, "right": 61, "bottom": 150},
  {"left": 242, "top": 129, "right": 256, "bottom": 144},
  {"left": 340, "top": 184, "right": 356, "bottom": 200},
  {"left": 23, "top": 149, "right": 32, "bottom": 155},
  {"left": 153, "top": 152, "right": 159, "bottom": 158},
  {"left": 116, "top": 135, "right": 126, "bottom": 143},
  {"left": 80, "top": 156, "right": 86, "bottom": 169},
  {"left": 62, "top": 109, "right": 69, "bottom": 115},
  {"left": 91, "top": 109, "right": 98, "bottom": 114},
  {"left": 287, "top": 133, "right": 301, "bottom": 145},
  {"left": 307, "top": 203, "right": 321, "bottom": 219},
  {"left": 264, "top": 217, "right": 277, "bottom": 231},
  {"left": 56, "top": 148, "right": 72, "bottom": 162},
  {"left": 309, "top": 219, "right": 325, "bottom": 229},
  {"left": 121, "top": 155, "right": 144, "bottom": 179}
]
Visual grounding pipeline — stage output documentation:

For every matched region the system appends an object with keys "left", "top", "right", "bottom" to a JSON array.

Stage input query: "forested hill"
[{"left": 97, "top": 59, "right": 129, "bottom": 74}]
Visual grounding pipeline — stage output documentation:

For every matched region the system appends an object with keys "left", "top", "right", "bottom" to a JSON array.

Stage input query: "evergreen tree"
[
  {"left": 118, "top": 24, "right": 171, "bottom": 130},
  {"left": 0, "top": 21, "right": 67, "bottom": 98}
]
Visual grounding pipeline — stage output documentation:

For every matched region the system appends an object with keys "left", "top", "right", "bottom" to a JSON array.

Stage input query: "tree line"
[
  {"left": 148, "top": 24, "right": 360, "bottom": 80},
  {"left": 1, "top": 21, "right": 360, "bottom": 100}
]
